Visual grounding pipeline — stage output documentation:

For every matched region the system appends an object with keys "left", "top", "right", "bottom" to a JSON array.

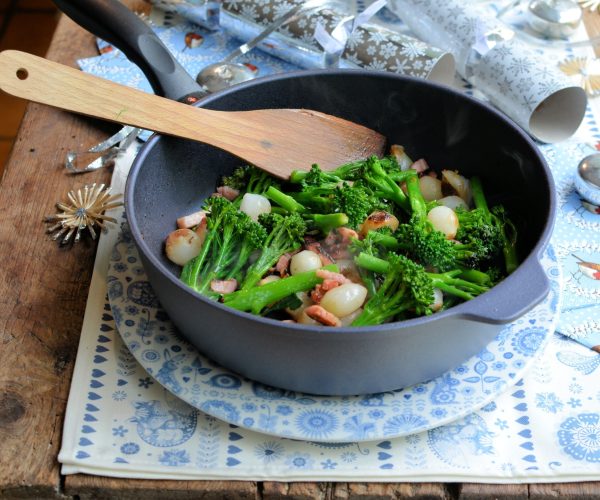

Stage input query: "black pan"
[{"left": 56, "top": 0, "right": 556, "bottom": 396}]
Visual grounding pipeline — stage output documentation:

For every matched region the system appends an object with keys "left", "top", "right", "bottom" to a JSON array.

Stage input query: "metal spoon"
[
  {"left": 527, "top": 0, "right": 582, "bottom": 38},
  {"left": 575, "top": 153, "right": 600, "bottom": 206},
  {"left": 196, "top": 0, "right": 323, "bottom": 92}
]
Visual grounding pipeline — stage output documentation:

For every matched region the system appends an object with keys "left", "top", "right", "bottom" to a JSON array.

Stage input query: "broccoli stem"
[
  {"left": 355, "top": 252, "right": 390, "bottom": 274},
  {"left": 265, "top": 186, "right": 306, "bottom": 213},
  {"left": 404, "top": 173, "right": 427, "bottom": 219},
  {"left": 223, "top": 264, "right": 338, "bottom": 315},
  {"left": 307, "top": 213, "right": 349, "bottom": 233},
  {"left": 367, "top": 231, "right": 400, "bottom": 250},
  {"left": 458, "top": 268, "right": 492, "bottom": 285}
]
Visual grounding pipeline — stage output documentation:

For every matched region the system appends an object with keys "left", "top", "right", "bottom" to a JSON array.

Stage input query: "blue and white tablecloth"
[{"left": 59, "top": 3, "right": 600, "bottom": 482}]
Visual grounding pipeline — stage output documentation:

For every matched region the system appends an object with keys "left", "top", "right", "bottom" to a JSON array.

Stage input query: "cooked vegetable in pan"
[{"left": 165, "top": 146, "right": 518, "bottom": 327}]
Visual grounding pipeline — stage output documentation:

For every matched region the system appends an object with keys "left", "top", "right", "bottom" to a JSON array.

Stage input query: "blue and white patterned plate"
[{"left": 107, "top": 223, "right": 561, "bottom": 443}]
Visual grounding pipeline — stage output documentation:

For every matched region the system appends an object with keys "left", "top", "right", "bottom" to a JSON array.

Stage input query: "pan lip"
[{"left": 124, "top": 69, "right": 556, "bottom": 336}]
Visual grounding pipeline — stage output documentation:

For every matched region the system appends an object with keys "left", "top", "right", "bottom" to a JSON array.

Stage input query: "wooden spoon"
[{"left": 0, "top": 50, "right": 385, "bottom": 179}]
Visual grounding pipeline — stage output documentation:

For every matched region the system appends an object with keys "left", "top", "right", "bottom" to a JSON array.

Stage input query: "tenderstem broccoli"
[
  {"left": 354, "top": 253, "right": 490, "bottom": 302},
  {"left": 222, "top": 165, "right": 279, "bottom": 197},
  {"left": 240, "top": 212, "right": 306, "bottom": 290},
  {"left": 223, "top": 264, "right": 338, "bottom": 315},
  {"left": 351, "top": 253, "right": 434, "bottom": 326},
  {"left": 181, "top": 196, "right": 266, "bottom": 293},
  {"left": 458, "top": 177, "right": 518, "bottom": 274}
]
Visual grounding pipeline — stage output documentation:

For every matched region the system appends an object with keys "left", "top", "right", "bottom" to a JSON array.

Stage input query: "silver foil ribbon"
[{"left": 146, "top": 0, "right": 221, "bottom": 29}]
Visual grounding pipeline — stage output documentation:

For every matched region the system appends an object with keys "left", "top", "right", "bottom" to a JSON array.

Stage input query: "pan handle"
[
  {"left": 52, "top": 0, "right": 204, "bottom": 102},
  {"left": 458, "top": 252, "right": 551, "bottom": 325}
]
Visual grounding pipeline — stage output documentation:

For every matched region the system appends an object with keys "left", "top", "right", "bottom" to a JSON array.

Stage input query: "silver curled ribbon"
[
  {"left": 314, "top": 0, "right": 387, "bottom": 68},
  {"left": 65, "top": 126, "right": 141, "bottom": 174},
  {"left": 462, "top": 22, "right": 514, "bottom": 80}
]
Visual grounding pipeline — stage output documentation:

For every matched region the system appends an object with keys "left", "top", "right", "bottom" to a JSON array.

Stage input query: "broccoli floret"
[
  {"left": 223, "top": 265, "right": 338, "bottom": 315},
  {"left": 330, "top": 183, "right": 387, "bottom": 229},
  {"left": 180, "top": 196, "right": 266, "bottom": 293},
  {"left": 240, "top": 212, "right": 307, "bottom": 290},
  {"left": 458, "top": 177, "right": 518, "bottom": 274},
  {"left": 351, "top": 253, "right": 434, "bottom": 326},
  {"left": 222, "top": 165, "right": 280, "bottom": 197},
  {"left": 360, "top": 156, "right": 411, "bottom": 212}
]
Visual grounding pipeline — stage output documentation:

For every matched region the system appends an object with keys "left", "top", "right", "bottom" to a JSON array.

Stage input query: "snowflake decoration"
[
  {"left": 559, "top": 57, "right": 600, "bottom": 97},
  {"left": 44, "top": 183, "right": 123, "bottom": 244}
]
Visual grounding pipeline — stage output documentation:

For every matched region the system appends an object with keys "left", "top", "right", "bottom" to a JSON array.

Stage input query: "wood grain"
[{"left": 1, "top": 3, "right": 600, "bottom": 499}]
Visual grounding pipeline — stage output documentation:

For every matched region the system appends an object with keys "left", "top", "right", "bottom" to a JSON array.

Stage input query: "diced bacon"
[
  {"left": 177, "top": 210, "right": 207, "bottom": 229},
  {"left": 316, "top": 269, "right": 349, "bottom": 285},
  {"left": 210, "top": 278, "right": 238, "bottom": 294},
  {"left": 216, "top": 185, "right": 240, "bottom": 201},
  {"left": 310, "top": 284, "right": 326, "bottom": 304},
  {"left": 321, "top": 278, "right": 341, "bottom": 291},
  {"left": 276, "top": 251, "right": 298, "bottom": 276},
  {"left": 336, "top": 227, "right": 359, "bottom": 243},
  {"left": 411, "top": 158, "right": 429, "bottom": 174},
  {"left": 304, "top": 305, "right": 342, "bottom": 327}
]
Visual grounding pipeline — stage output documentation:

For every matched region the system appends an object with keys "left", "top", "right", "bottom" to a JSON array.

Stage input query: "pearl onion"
[
  {"left": 419, "top": 176, "right": 443, "bottom": 201},
  {"left": 320, "top": 283, "right": 368, "bottom": 318},
  {"left": 360, "top": 211, "right": 399, "bottom": 237},
  {"left": 438, "top": 195, "right": 468, "bottom": 211},
  {"left": 290, "top": 250, "right": 322, "bottom": 275},
  {"left": 165, "top": 229, "right": 203, "bottom": 266},
  {"left": 427, "top": 205, "right": 458, "bottom": 239},
  {"left": 240, "top": 193, "right": 271, "bottom": 221}
]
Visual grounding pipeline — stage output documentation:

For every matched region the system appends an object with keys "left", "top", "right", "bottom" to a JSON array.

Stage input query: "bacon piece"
[
  {"left": 275, "top": 251, "right": 297, "bottom": 277},
  {"left": 316, "top": 269, "right": 349, "bottom": 284},
  {"left": 411, "top": 158, "right": 429, "bottom": 174},
  {"left": 336, "top": 227, "right": 359, "bottom": 243},
  {"left": 210, "top": 278, "right": 238, "bottom": 294},
  {"left": 177, "top": 210, "right": 207, "bottom": 229},
  {"left": 304, "top": 305, "right": 342, "bottom": 327},
  {"left": 310, "top": 279, "right": 342, "bottom": 304},
  {"left": 321, "top": 278, "right": 341, "bottom": 291},
  {"left": 310, "top": 285, "right": 326, "bottom": 304},
  {"left": 216, "top": 185, "right": 240, "bottom": 201}
]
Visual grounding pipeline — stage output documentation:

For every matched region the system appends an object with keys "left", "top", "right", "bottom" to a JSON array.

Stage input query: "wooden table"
[{"left": 1, "top": 3, "right": 599, "bottom": 498}]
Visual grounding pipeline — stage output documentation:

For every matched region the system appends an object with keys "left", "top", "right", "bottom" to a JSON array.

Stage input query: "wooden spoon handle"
[{"left": 0, "top": 50, "right": 253, "bottom": 153}]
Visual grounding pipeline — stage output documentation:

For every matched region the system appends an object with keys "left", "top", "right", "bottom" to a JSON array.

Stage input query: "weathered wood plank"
[
  {"left": 530, "top": 482, "right": 600, "bottom": 499},
  {"left": 64, "top": 475, "right": 256, "bottom": 499},
  {"left": 332, "top": 482, "right": 450, "bottom": 499},
  {"left": 262, "top": 481, "right": 330, "bottom": 499},
  {"left": 459, "top": 483, "right": 528, "bottom": 500}
]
